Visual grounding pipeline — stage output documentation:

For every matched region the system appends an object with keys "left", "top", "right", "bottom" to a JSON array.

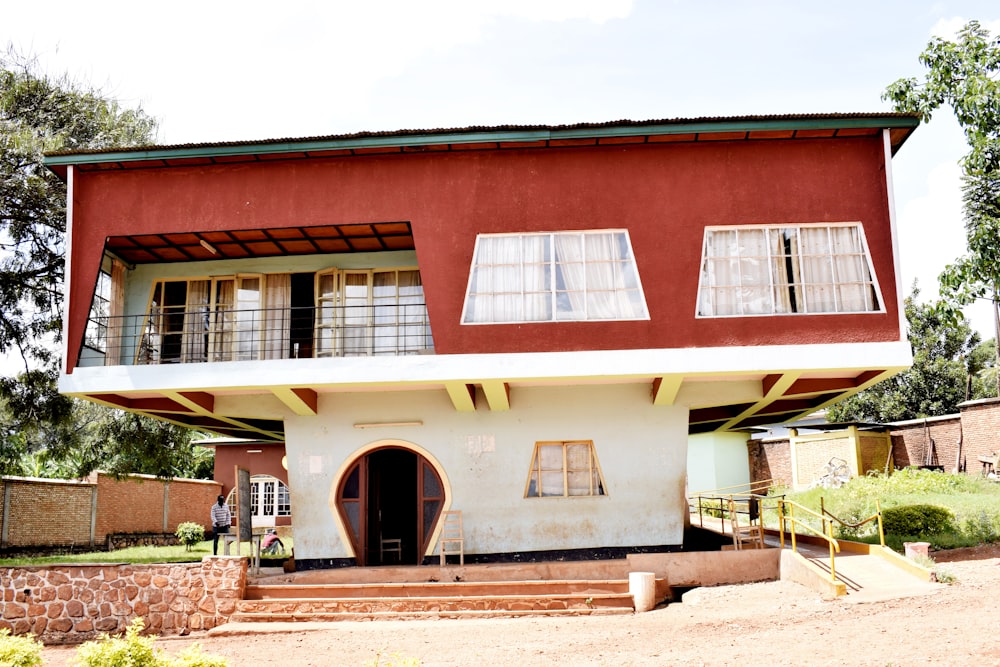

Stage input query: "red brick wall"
[
  {"left": 1, "top": 479, "right": 93, "bottom": 547},
  {"left": 94, "top": 473, "right": 167, "bottom": 540},
  {"left": 747, "top": 439, "right": 792, "bottom": 488},
  {"left": 889, "top": 417, "right": 962, "bottom": 471},
  {"left": 1, "top": 474, "right": 221, "bottom": 549},
  {"left": 958, "top": 398, "right": 1000, "bottom": 472},
  {"left": 166, "top": 479, "right": 223, "bottom": 532}
]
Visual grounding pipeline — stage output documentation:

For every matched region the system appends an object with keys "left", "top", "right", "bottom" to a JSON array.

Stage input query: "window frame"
[
  {"left": 695, "top": 222, "right": 885, "bottom": 318},
  {"left": 461, "top": 230, "right": 649, "bottom": 325},
  {"left": 524, "top": 440, "right": 608, "bottom": 499}
]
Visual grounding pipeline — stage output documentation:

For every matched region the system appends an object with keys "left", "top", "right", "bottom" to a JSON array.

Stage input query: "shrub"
[
  {"left": 72, "top": 618, "right": 230, "bottom": 667},
  {"left": 175, "top": 522, "right": 206, "bottom": 551},
  {"left": 0, "top": 628, "right": 42, "bottom": 667},
  {"left": 881, "top": 504, "right": 954, "bottom": 536}
]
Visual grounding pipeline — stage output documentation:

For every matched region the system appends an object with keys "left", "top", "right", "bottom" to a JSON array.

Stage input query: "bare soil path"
[{"left": 40, "top": 544, "right": 1000, "bottom": 667}]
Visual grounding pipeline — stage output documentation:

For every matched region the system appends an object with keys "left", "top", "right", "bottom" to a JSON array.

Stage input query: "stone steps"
[{"left": 232, "top": 579, "right": 638, "bottom": 622}]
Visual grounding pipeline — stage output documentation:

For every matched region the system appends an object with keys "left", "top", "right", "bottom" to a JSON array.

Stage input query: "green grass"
[
  {"left": 0, "top": 538, "right": 293, "bottom": 567},
  {"left": 764, "top": 468, "right": 1000, "bottom": 552}
]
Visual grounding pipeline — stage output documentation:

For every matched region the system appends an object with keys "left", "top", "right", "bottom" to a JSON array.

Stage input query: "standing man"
[{"left": 211, "top": 494, "right": 232, "bottom": 555}]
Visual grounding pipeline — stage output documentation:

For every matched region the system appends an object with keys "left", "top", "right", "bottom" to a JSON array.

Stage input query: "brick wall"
[
  {"left": 1, "top": 479, "right": 93, "bottom": 547},
  {"left": 958, "top": 398, "right": 1000, "bottom": 472},
  {"left": 889, "top": 416, "right": 962, "bottom": 471},
  {"left": 747, "top": 438, "right": 792, "bottom": 488},
  {"left": 0, "top": 557, "right": 246, "bottom": 644},
  {"left": 1, "top": 474, "right": 221, "bottom": 550},
  {"left": 747, "top": 400, "right": 1000, "bottom": 487}
]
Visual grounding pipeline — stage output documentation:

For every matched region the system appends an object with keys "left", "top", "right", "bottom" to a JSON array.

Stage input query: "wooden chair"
[
  {"left": 729, "top": 497, "right": 765, "bottom": 550},
  {"left": 380, "top": 537, "right": 402, "bottom": 563},
  {"left": 439, "top": 510, "right": 464, "bottom": 566}
]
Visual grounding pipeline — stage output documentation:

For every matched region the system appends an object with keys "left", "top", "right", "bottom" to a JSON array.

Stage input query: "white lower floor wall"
[
  {"left": 283, "top": 383, "right": 690, "bottom": 566},
  {"left": 686, "top": 432, "right": 752, "bottom": 496}
]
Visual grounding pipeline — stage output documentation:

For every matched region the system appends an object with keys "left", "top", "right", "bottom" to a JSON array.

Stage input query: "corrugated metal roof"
[{"left": 44, "top": 112, "right": 920, "bottom": 160}]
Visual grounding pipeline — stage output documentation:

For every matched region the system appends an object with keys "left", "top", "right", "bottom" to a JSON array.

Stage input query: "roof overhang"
[{"left": 44, "top": 113, "right": 921, "bottom": 179}]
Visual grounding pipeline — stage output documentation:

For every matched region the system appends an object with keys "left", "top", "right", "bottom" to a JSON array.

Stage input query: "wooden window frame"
[{"left": 524, "top": 440, "right": 608, "bottom": 498}]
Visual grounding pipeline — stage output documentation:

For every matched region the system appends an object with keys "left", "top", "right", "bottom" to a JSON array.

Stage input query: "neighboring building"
[
  {"left": 197, "top": 438, "right": 292, "bottom": 528},
  {"left": 749, "top": 397, "right": 1000, "bottom": 488},
  {"left": 48, "top": 113, "right": 917, "bottom": 570}
]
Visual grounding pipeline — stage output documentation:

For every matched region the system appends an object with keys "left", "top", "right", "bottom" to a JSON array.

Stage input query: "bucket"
[{"left": 903, "top": 541, "right": 930, "bottom": 559}]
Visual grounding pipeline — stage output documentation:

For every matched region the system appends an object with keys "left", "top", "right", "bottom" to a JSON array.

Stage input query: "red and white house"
[{"left": 48, "top": 113, "right": 917, "bottom": 569}]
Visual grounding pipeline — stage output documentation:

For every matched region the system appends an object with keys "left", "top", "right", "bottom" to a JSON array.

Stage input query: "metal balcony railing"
[{"left": 82, "top": 303, "right": 434, "bottom": 367}]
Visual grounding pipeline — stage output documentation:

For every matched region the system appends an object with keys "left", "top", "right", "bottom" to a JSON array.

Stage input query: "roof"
[{"left": 43, "top": 112, "right": 920, "bottom": 177}]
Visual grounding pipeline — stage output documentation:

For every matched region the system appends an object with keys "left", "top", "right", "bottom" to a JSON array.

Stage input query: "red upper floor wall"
[{"left": 61, "top": 125, "right": 906, "bottom": 370}]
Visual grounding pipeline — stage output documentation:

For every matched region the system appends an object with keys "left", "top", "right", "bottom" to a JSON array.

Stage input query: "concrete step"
[
  {"left": 232, "top": 582, "right": 637, "bottom": 622},
  {"left": 230, "top": 606, "right": 634, "bottom": 622},
  {"left": 244, "top": 578, "right": 630, "bottom": 600}
]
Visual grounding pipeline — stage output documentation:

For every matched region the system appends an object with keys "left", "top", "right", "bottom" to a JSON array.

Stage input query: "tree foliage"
[
  {"left": 0, "top": 51, "right": 212, "bottom": 480},
  {"left": 883, "top": 20, "right": 1000, "bottom": 393},
  {"left": 1, "top": 50, "right": 157, "bottom": 368},
  {"left": 827, "top": 286, "right": 993, "bottom": 423}
]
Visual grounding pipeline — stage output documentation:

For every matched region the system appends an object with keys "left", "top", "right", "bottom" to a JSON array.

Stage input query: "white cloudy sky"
[{"left": 2, "top": 0, "right": 998, "bottom": 339}]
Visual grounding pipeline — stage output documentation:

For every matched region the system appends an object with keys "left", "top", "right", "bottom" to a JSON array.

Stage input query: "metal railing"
[
  {"left": 689, "top": 479, "right": 777, "bottom": 530},
  {"left": 82, "top": 303, "right": 434, "bottom": 367},
  {"left": 776, "top": 499, "right": 841, "bottom": 582},
  {"left": 820, "top": 497, "right": 886, "bottom": 547}
]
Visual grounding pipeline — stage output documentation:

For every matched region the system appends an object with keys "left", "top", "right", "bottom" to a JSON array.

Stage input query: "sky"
[{"left": 2, "top": 0, "right": 999, "bottom": 343}]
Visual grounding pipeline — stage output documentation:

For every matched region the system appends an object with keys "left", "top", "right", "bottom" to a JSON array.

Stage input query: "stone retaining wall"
[{"left": 0, "top": 556, "right": 246, "bottom": 644}]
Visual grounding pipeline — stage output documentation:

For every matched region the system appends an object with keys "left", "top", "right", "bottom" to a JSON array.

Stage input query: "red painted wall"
[{"left": 65, "top": 136, "right": 900, "bottom": 370}]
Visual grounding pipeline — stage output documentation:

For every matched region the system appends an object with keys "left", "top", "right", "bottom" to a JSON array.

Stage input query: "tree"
[
  {"left": 0, "top": 52, "right": 210, "bottom": 480},
  {"left": 827, "top": 286, "right": 993, "bottom": 423},
  {"left": 1, "top": 50, "right": 157, "bottom": 368},
  {"left": 883, "top": 20, "right": 1000, "bottom": 395}
]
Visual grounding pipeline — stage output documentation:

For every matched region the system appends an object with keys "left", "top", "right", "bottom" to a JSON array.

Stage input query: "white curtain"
[
  {"left": 263, "top": 274, "right": 291, "bottom": 360},
  {"left": 798, "top": 227, "right": 837, "bottom": 313},
  {"left": 105, "top": 260, "right": 126, "bottom": 366},
  {"left": 211, "top": 279, "right": 235, "bottom": 361},
  {"left": 181, "top": 280, "right": 209, "bottom": 363},
  {"left": 314, "top": 271, "right": 337, "bottom": 357},
  {"left": 830, "top": 226, "right": 876, "bottom": 311},
  {"left": 234, "top": 277, "right": 262, "bottom": 361},
  {"left": 554, "top": 233, "right": 587, "bottom": 320},
  {"left": 396, "top": 270, "right": 428, "bottom": 353},
  {"left": 466, "top": 235, "right": 549, "bottom": 323}
]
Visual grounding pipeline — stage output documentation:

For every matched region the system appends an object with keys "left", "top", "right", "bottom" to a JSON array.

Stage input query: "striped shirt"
[{"left": 211, "top": 502, "right": 231, "bottom": 528}]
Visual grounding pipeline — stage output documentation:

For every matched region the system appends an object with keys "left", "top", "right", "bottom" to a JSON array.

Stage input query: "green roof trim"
[{"left": 43, "top": 114, "right": 920, "bottom": 168}]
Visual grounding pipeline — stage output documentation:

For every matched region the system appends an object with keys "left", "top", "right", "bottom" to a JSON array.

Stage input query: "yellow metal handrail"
[
  {"left": 820, "top": 497, "right": 886, "bottom": 547},
  {"left": 688, "top": 480, "right": 775, "bottom": 529},
  {"left": 777, "top": 499, "right": 841, "bottom": 582}
]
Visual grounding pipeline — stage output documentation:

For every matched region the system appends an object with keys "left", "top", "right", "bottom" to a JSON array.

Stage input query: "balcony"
[{"left": 82, "top": 303, "right": 434, "bottom": 368}]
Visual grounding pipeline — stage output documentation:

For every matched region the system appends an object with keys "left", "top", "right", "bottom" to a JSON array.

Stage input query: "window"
[
  {"left": 84, "top": 270, "right": 111, "bottom": 352},
  {"left": 138, "top": 275, "right": 264, "bottom": 364},
  {"left": 525, "top": 441, "right": 607, "bottom": 498},
  {"left": 463, "top": 231, "right": 648, "bottom": 324},
  {"left": 696, "top": 224, "right": 883, "bottom": 317},
  {"left": 315, "top": 268, "right": 431, "bottom": 357}
]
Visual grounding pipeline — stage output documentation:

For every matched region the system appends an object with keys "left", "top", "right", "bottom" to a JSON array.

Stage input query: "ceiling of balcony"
[{"left": 106, "top": 221, "right": 415, "bottom": 265}]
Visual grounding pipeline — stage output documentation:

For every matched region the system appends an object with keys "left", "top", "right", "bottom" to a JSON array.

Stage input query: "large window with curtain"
[
  {"left": 696, "top": 223, "right": 883, "bottom": 317},
  {"left": 462, "top": 230, "right": 648, "bottom": 324},
  {"left": 314, "top": 268, "right": 431, "bottom": 357},
  {"left": 138, "top": 274, "right": 265, "bottom": 364}
]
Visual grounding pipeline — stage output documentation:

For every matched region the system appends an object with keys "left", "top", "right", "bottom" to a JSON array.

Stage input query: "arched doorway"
[{"left": 335, "top": 445, "right": 445, "bottom": 566}]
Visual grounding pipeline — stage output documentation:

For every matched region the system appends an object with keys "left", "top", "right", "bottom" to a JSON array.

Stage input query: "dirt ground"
[{"left": 39, "top": 544, "right": 1000, "bottom": 667}]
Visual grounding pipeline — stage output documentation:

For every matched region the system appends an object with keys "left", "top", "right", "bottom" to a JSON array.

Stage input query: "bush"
[
  {"left": 881, "top": 504, "right": 955, "bottom": 536},
  {"left": 175, "top": 522, "right": 206, "bottom": 551},
  {"left": 73, "top": 618, "right": 229, "bottom": 667},
  {"left": 0, "top": 628, "right": 42, "bottom": 667}
]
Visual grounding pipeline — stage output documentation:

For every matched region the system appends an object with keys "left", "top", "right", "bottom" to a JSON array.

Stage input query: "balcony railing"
[{"left": 82, "top": 303, "right": 434, "bottom": 367}]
